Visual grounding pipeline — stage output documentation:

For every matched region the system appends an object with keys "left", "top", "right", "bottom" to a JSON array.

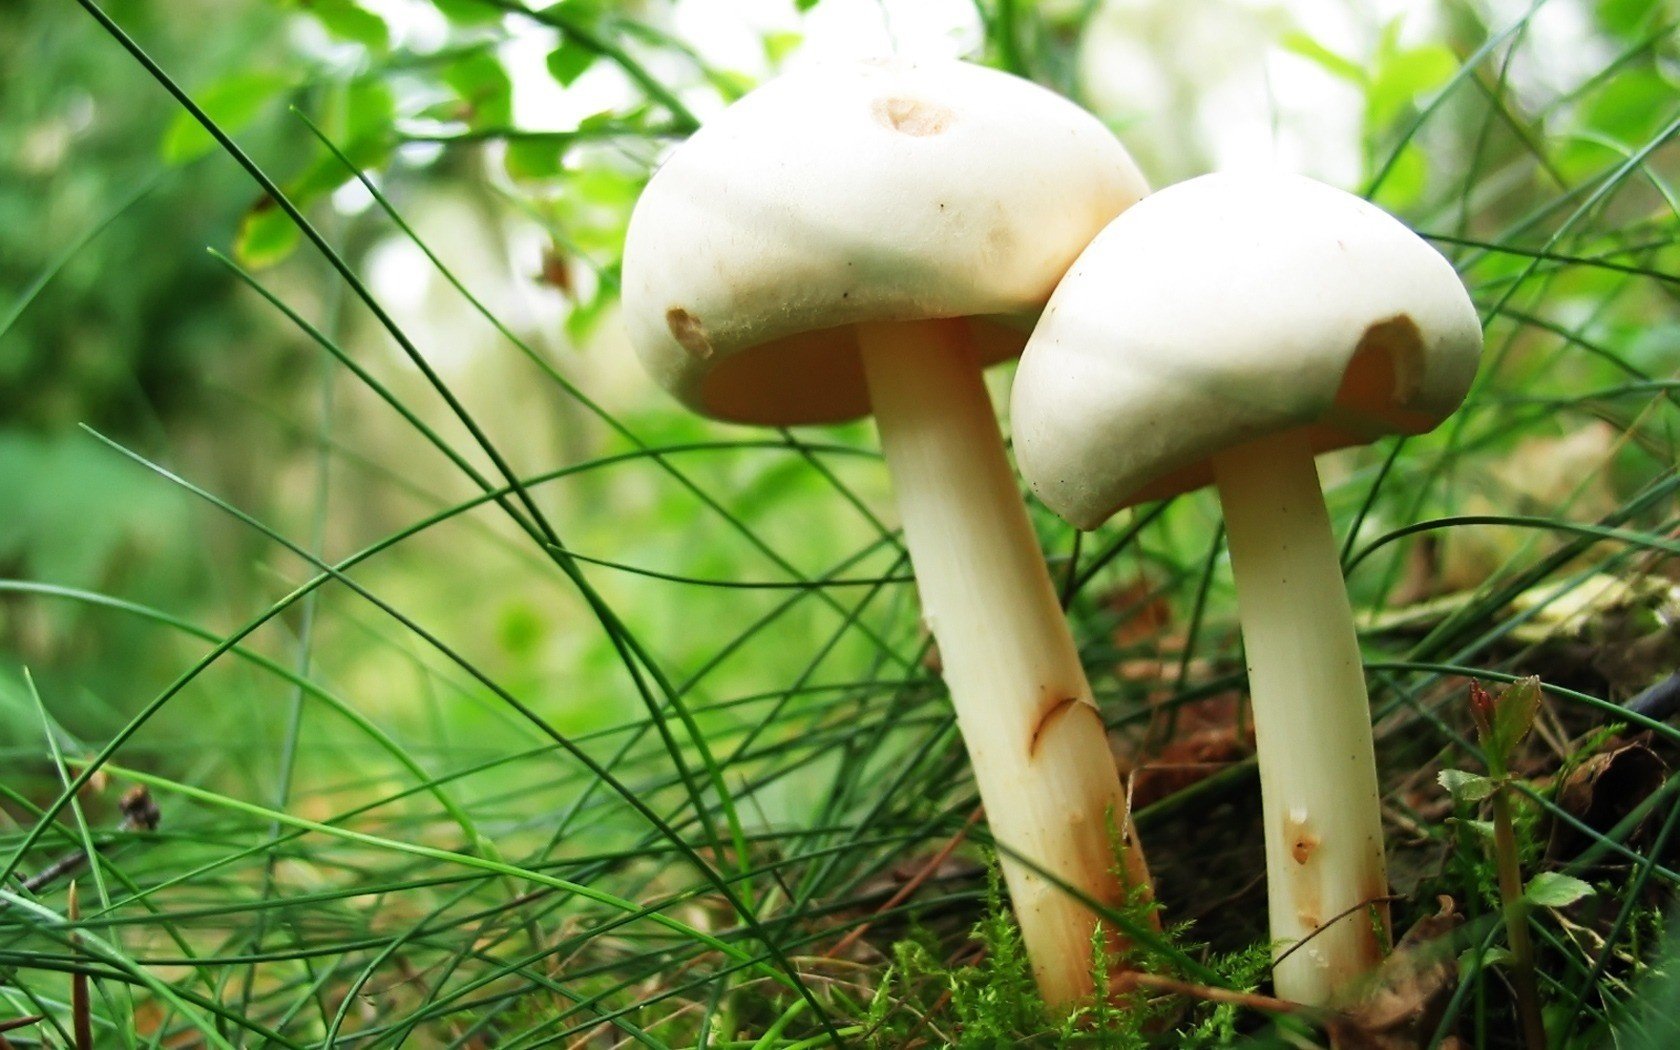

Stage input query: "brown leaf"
[
  {"left": 1546, "top": 739, "right": 1667, "bottom": 862},
  {"left": 1328, "top": 896, "right": 1462, "bottom": 1049},
  {"left": 1106, "top": 577, "right": 1173, "bottom": 647},
  {"left": 1129, "top": 694, "right": 1252, "bottom": 808}
]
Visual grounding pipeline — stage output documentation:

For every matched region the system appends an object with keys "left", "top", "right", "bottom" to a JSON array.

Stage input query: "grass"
[{"left": 4, "top": 0, "right": 1680, "bottom": 1045}]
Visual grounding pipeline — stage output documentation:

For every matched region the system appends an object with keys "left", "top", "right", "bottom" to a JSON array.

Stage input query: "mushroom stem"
[
  {"left": 858, "top": 318, "right": 1155, "bottom": 1009},
  {"left": 1211, "top": 429, "right": 1389, "bottom": 1006}
]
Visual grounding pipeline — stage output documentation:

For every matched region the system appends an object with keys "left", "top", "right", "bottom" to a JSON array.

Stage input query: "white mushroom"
[
  {"left": 1012, "top": 172, "right": 1483, "bottom": 1006},
  {"left": 622, "top": 58, "right": 1156, "bottom": 1006}
]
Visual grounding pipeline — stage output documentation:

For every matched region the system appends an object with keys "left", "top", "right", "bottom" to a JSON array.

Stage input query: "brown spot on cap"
[
  {"left": 872, "top": 96, "right": 954, "bottom": 136},
  {"left": 1338, "top": 314, "right": 1425, "bottom": 411},
  {"left": 666, "top": 308, "right": 712, "bottom": 360}
]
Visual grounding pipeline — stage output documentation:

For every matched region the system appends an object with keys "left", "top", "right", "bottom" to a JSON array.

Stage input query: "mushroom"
[
  {"left": 621, "top": 58, "right": 1157, "bottom": 1006},
  {"left": 1011, "top": 172, "right": 1483, "bottom": 1005}
]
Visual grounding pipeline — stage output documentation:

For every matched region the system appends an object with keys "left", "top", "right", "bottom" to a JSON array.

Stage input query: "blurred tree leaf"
[
  {"left": 337, "top": 76, "right": 397, "bottom": 157},
  {"left": 1369, "top": 42, "right": 1458, "bottom": 128},
  {"left": 1372, "top": 141, "right": 1429, "bottom": 210},
  {"left": 1597, "top": 0, "right": 1665, "bottom": 38},
  {"left": 505, "top": 136, "right": 568, "bottom": 180},
  {"left": 162, "top": 71, "right": 295, "bottom": 164},
  {"left": 546, "top": 39, "right": 595, "bottom": 87},
  {"left": 302, "top": 0, "right": 390, "bottom": 51},
  {"left": 233, "top": 78, "right": 394, "bottom": 268},
  {"left": 1280, "top": 31, "right": 1365, "bottom": 85},
  {"left": 235, "top": 198, "right": 301, "bottom": 268},
  {"left": 704, "top": 68, "right": 756, "bottom": 102},
  {"left": 434, "top": 0, "right": 504, "bottom": 25},
  {"left": 1558, "top": 67, "right": 1676, "bottom": 179},
  {"left": 555, "top": 0, "right": 612, "bottom": 28},
  {"left": 763, "top": 30, "right": 802, "bottom": 66},
  {"left": 443, "top": 46, "right": 514, "bottom": 129}
]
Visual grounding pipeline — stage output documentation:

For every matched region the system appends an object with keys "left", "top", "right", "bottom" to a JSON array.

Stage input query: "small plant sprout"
[
  {"left": 1011, "top": 172, "right": 1484, "bottom": 1005},
  {"left": 620, "top": 59, "right": 1158, "bottom": 1006},
  {"left": 1444, "top": 678, "right": 1594, "bottom": 1050}
]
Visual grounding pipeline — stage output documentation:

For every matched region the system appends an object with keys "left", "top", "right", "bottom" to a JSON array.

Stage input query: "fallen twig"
[
  {"left": 826, "top": 806, "right": 982, "bottom": 960},
  {"left": 18, "top": 786, "right": 160, "bottom": 894},
  {"left": 1109, "top": 971, "right": 1310, "bottom": 1015}
]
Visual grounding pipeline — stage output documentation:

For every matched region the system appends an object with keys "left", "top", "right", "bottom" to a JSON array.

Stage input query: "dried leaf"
[
  {"left": 1329, "top": 897, "right": 1462, "bottom": 1049},
  {"left": 1546, "top": 739, "right": 1667, "bottom": 862},
  {"left": 1105, "top": 577, "right": 1173, "bottom": 647},
  {"left": 1130, "top": 694, "right": 1251, "bottom": 808}
]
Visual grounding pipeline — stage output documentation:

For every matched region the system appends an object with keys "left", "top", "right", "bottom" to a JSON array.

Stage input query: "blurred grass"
[{"left": 3, "top": 0, "right": 1680, "bottom": 1045}]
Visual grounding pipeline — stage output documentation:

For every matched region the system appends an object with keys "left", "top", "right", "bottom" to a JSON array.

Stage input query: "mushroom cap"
[
  {"left": 1011, "top": 172, "right": 1483, "bottom": 529},
  {"left": 620, "top": 58, "right": 1148, "bottom": 426}
]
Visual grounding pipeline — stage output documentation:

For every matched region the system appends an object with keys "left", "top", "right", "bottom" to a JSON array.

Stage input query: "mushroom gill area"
[
  {"left": 691, "top": 316, "right": 1027, "bottom": 426},
  {"left": 1123, "top": 313, "right": 1439, "bottom": 506}
]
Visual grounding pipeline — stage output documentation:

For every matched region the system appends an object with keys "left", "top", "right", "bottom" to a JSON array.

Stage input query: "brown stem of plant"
[
  {"left": 1108, "top": 971, "right": 1310, "bottom": 1016},
  {"left": 1491, "top": 785, "right": 1547, "bottom": 1050},
  {"left": 0, "top": 1014, "right": 46, "bottom": 1050},
  {"left": 17, "top": 787, "right": 159, "bottom": 894}
]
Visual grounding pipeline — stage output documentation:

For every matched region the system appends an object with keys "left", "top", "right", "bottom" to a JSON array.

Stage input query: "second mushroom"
[{"left": 1011, "top": 172, "right": 1483, "bottom": 1006}]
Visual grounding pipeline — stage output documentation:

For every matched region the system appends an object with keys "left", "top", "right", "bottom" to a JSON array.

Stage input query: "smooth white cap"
[
  {"left": 620, "top": 58, "right": 1149, "bottom": 426},
  {"left": 1012, "top": 172, "right": 1483, "bottom": 528}
]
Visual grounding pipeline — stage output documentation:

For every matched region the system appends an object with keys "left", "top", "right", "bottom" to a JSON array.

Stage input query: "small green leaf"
[
  {"left": 235, "top": 199, "right": 301, "bottom": 269},
  {"left": 1567, "top": 68, "right": 1674, "bottom": 179},
  {"left": 1526, "top": 872, "right": 1595, "bottom": 908},
  {"left": 794, "top": 0, "right": 820, "bottom": 12},
  {"left": 554, "top": 0, "right": 611, "bottom": 24},
  {"left": 1458, "top": 945, "right": 1512, "bottom": 978},
  {"left": 342, "top": 78, "right": 396, "bottom": 152},
  {"left": 704, "top": 68, "right": 756, "bottom": 102},
  {"left": 505, "top": 137, "right": 568, "bottom": 180},
  {"left": 306, "top": 0, "right": 390, "bottom": 51},
  {"left": 433, "top": 0, "right": 502, "bottom": 25},
  {"left": 1492, "top": 677, "right": 1543, "bottom": 763},
  {"left": 162, "top": 71, "right": 293, "bottom": 164},
  {"left": 1453, "top": 817, "right": 1496, "bottom": 840},
  {"left": 1368, "top": 43, "right": 1458, "bottom": 127},
  {"left": 1279, "top": 31, "right": 1367, "bottom": 85},
  {"left": 1439, "top": 768, "right": 1496, "bottom": 803},
  {"left": 763, "top": 30, "right": 802, "bottom": 65},
  {"left": 1597, "top": 0, "right": 1662, "bottom": 38},
  {"left": 443, "top": 48, "right": 514, "bottom": 129},
  {"left": 546, "top": 41, "right": 595, "bottom": 87},
  {"left": 1472, "top": 677, "right": 1543, "bottom": 774}
]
